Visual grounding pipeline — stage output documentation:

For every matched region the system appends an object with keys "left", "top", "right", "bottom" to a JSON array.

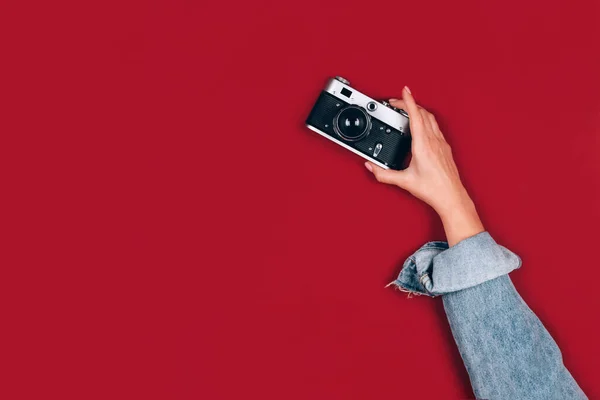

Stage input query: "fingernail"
[
  {"left": 404, "top": 86, "right": 412, "bottom": 95},
  {"left": 389, "top": 98, "right": 399, "bottom": 102},
  {"left": 364, "top": 162, "right": 373, "bottom": 172}
]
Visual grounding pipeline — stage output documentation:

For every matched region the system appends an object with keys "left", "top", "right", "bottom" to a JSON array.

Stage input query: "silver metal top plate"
[{"left": 324, "top": 78, "right": 410, "bottom": 133}]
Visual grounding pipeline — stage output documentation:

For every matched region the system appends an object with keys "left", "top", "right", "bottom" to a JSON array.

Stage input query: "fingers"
[
  {"left": 388, "top": 98, "right": 409, "bottom": 111},
  {"left": 389, "top": 87, "right": 424, "bottom": 143},
  {"left": 389, "top": 99, "right": 422, "bottom": 112},
  {"left": 365, "top": 162, "right": 410, "bottom": 189},
  {"left": 426, "top": 112, "right": 439, "bottom": 132},
  {"left": 400, "top": 86, "right": 422, "bottom": 125},
  {"left": 420, "top": 108, "right": 434, "bottom": 132},
  {"left": 390, "top": 93, "right": 444, "bottom": 140},
  {"left": 427, "top": 112, "right": 443, "bottom": 139}
]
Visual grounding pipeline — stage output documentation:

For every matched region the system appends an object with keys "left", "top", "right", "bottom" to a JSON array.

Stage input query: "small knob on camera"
[{"left": 335, "top": 76, "right": 350, "bottom": 85}]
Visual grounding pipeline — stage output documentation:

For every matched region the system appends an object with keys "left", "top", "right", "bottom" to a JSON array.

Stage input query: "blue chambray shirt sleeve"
[
  {"left": 389, "top": 232, "right": 587, "bottom": 400},
  {"left": 389, "top": 232, "right": 521, "bottom": 296}
]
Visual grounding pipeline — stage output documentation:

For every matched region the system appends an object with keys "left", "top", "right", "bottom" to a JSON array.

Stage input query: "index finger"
[
  {"left": 400, "top": 86, "right": 421, "bottom": 122},
  {"left": 389, "top": 99, "right": 425, "bottom": 112},
  {"left": 390, "top": 87, "right": 423, "bottom": 140}
]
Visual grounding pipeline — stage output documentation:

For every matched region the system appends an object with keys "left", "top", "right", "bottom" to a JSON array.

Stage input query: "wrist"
[
  {"left": 434, "top": 188, "right": 473, "bottom": 220},
  {"left": 436, "top": 191, "right": 485, "bottom": 247}
]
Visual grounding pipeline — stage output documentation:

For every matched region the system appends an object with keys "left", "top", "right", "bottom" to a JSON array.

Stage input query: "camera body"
[{"left": 306, "top": 77, "right": 411, "bottom": 170}]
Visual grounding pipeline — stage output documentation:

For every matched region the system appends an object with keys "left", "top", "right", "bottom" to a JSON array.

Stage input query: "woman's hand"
[{"left": 365, "top": 87, "right": 484, "bottom": 246}]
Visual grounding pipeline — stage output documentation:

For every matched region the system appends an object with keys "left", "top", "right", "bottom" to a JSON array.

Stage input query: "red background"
[{"left": 1, "top": 0, "right": 599, "bottom": 398}]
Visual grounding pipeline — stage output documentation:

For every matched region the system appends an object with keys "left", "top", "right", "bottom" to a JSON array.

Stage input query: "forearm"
[
  {"left": 389, "top": 232, "right": 586, "bottom": 399},
  {"left": 370, "top": 89, "right": 585, "bottom": 398},
  {"left": 444, "top": 275, "right": 586, "bottom": 399},
  {"left": 437, "top": 192, "right": 484, "bottom": 247}
]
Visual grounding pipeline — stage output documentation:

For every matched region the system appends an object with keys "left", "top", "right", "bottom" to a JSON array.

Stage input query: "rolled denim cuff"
[{"left": 388, "top": 232, "right": 522, "bottom": 297}]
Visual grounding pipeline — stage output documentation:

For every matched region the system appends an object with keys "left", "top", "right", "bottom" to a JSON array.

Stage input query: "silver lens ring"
[{"left": 333, "top": 105, "right": 371, "bottom": 142}]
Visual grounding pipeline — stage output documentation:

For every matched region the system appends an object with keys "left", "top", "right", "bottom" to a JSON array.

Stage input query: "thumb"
[{"left": 365, "top": 162, "right": 411, "bottom": 189}]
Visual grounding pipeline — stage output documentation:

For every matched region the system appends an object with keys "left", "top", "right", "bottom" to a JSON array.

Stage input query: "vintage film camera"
[{"left": 306, "top": 76, "right": 411, "bottom": 170}]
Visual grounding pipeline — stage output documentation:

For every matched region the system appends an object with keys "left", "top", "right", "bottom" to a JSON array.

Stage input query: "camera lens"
[{"left": 333, "top": 106, "right": 371, "bottom": 141}]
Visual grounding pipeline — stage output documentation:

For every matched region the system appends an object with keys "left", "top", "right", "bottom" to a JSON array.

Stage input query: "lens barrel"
[{"left": 333, "top": 106, "right": 371, "bottom": 141}]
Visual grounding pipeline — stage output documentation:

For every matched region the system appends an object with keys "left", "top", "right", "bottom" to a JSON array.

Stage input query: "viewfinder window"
[{"left": 341, "top": 88, "right": 352, "bottom": 98}]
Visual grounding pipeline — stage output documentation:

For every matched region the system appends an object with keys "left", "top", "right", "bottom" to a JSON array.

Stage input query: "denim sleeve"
[{"left": 389, "top": 232, "right": 586, "bottom": 400}]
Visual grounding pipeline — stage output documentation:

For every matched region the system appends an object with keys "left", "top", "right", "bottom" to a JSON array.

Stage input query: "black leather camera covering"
[{"left": 306, "top": 92, "right": 411, "bottom": 170}]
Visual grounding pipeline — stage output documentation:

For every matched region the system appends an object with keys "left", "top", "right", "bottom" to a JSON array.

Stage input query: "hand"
[{"left": 365, "top": 87, "right": 484, "bottom": 246}]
